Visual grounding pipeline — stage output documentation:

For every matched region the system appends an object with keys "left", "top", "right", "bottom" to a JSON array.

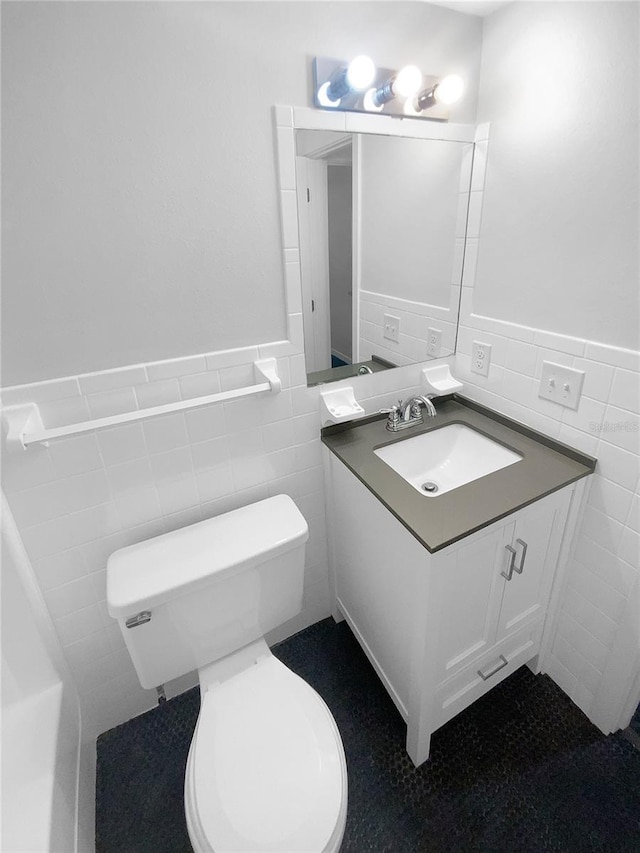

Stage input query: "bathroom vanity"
[{"left": 322, "top": 397, "right": 595, "bottom": 766}]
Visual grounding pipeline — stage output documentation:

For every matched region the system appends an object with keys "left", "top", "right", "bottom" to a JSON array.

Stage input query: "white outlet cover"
[
  {"left": 427, "top": 327, "right": 442, "bottom": 357},
  {"left": 383, "top": 313, "right": 400, "bottom": 343},
  {"left": 471, "top": 341, "right": 491, "bottom": 377},
  {"left": 538, "top": 361, "right": 585, "bottom": 409}
]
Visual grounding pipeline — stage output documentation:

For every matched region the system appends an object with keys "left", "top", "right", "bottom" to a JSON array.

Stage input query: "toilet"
[{"left": 107, "top": 494, "right": 347, "bottom": 853}]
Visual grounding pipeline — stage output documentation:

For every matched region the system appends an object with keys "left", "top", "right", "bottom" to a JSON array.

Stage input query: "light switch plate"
[
  {"left": 383, "top": 314, "right": 400, "bottom": 343},
  {"left": 538, "top": 361, "right": 585, "bottom": 409}
]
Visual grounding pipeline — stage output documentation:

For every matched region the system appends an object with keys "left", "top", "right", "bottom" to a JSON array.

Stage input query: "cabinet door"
[
  {"left": 497, "top": 489, "right": 571, "bottom": 638},
  {"left": 435, "top": 520, "right": 514, "bottom": 683}
]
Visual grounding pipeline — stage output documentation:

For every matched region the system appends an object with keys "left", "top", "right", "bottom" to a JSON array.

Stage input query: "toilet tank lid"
[{"left": 106, "top": 494, "right": 308, "bottom": 619}]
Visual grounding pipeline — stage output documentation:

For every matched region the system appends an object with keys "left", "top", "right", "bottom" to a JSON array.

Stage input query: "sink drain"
[{"left": 421, "top": 481, "right": 439, "bottom": 493}]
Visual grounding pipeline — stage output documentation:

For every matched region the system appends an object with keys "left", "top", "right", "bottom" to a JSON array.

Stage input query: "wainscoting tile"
[
  {"left": 98, "top": 424, "right": 148, "bottom": 466},
  {"left": 79, "top": 366, "right": 147, "bottom": 395},
  {"left": 87, "top": 388, "right": 137, "bottom": 420},
  {"left": 142, "top": 413, "right": 189, "bottom": 454},
  {"left": 134, "top": 378, "right": 181, "bottom": 409},
  {"left": 146, "top": 355, "right": 207, "bottom": 382}
]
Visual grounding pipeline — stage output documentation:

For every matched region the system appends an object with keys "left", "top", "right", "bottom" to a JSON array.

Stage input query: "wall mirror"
[{"left": 290, "top": 125, "right": 474, "bottom": 386}]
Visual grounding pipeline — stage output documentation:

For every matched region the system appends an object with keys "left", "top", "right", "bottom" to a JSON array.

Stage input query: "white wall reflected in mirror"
[{"left": 274, "top": 107, "right": 479, "bottom": 388}]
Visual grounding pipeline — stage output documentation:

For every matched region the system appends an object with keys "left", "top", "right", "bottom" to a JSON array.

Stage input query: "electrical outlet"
[
  {"left": 427, "top": 327, "right": 442, "bottom": 358},
  {"left": 471, "top": 341, "right": 492, "bottom": 376},
  {"left": 383, "top": 314, "right": 400, "bottom": 343},
  {"left": 538, "top": 361, "right": 585, "bottom": 409}
]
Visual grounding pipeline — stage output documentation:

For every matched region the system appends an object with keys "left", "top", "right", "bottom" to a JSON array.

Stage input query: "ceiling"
[{"left": 424, "top": 0, "right": 511, "bottom": 16}]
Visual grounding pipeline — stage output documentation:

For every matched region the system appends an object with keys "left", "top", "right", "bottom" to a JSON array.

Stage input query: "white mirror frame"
[{"left": 273, "top": 105, "right": 479, "bottom": 379}]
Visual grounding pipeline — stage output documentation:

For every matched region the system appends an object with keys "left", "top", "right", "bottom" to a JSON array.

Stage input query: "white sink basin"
[{"left": 374, "top": 423, "right": 523, "bottom": 497}]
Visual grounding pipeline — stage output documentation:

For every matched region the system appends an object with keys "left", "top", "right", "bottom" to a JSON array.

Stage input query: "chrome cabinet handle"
[
  {"left": 477, "top": 655, "right": 509, "bottom": 681},
  {"left": 502, "top": 544, "right": 517, "bottom": 580},
  {"left": 513, "top": 538, "right": 528, "bottom": 574}
]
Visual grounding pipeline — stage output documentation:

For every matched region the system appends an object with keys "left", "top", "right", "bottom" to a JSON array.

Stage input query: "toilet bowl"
[
  {"left": 107, "top": 495, "right": 347, "bottom": 853},
  {"left": 185, "top": 645, "right": 347, "bottom": 852}
]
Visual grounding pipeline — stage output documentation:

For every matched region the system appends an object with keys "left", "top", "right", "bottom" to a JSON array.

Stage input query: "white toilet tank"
[{"left": 107, "top": 495, "right": 309, "bottom": 689}]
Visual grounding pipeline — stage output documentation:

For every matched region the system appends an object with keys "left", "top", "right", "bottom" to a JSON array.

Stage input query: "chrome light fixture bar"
[{"left": 313, "top": 57, "right": 462, "bottom": 121}]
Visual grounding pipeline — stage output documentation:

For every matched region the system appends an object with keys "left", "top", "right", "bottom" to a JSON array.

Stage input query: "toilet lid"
[{"left": 190, "top": 656, "right": 346, "bottom": 853}]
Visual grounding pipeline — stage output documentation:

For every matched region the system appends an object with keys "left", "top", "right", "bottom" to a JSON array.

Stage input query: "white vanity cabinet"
[{"left": 325, "top": 450, "right": 584, "bottom": 767}]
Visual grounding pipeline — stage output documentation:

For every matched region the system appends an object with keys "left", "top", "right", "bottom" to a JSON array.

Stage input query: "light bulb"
[
  {"left": 403, "top": 97, "right": 422, "bottom": 117},
  {"left": 346, "top": 55, "right": 376, "bottom": 91},
  {"left": 434, "top": 74, "right": 464, "bottom": 105},
  {"left": 394, "top": 65, "right": 422, "bottom": 98},
  {"left": 363, "top": 88, "right": 384, "bottom": 112},
  {"left": 317, "top": 81, "right": 341, "bottom": 108}
]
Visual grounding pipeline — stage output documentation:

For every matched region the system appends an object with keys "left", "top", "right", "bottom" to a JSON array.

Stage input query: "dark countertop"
[{"left": 321, "top": 396, "right": 596, "bottom": 553}]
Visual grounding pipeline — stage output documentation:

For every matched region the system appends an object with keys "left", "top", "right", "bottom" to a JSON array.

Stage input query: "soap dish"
[
  {"left": 320, "top": 386, "right": 365, "bottom": 425},
  {"left": 422, "top": 364, "right": 463, "bottom": 396}
]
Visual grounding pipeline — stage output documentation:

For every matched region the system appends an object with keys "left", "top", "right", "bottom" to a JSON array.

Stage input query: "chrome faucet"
[
  {"left": 401, "top": 395, "right": 437, "bottom": 421},
  {"left": 381, "top": 395, "right": 437, "bottom": 432}
]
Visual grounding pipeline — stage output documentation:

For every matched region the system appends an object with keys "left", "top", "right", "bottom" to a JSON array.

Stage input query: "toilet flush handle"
[{"left": 125, "top": 610, "right": 152, "bottom": 628}]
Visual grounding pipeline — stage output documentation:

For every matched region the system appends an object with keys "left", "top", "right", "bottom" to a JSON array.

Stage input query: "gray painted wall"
[
  {"left": 474, "top": 0, "right": 639, "bottom": 350},
  {"left": 1, "top": 1, "right": 482, "bottom": 385}
]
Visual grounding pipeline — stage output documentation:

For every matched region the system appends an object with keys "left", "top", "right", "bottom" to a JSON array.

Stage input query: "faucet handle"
[{"left": 379, "top": 404, "right": 401, "bottom": 427}]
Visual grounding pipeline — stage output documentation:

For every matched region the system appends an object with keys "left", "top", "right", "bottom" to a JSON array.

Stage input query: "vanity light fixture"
[
  {"left": 317, "top": 55, "right": 376, "bottom": 107},
  {"left": 313, "top": 56, "right": 462, "bottom": 121}
]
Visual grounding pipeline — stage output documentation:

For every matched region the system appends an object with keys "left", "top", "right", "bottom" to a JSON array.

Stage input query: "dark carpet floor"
[{"left": 96, "top": 618, "right": 640, "bottom": 852}]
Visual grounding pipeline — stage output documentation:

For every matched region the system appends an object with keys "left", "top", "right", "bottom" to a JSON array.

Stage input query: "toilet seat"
[{"left": 185, "top": 654, "right": 348, "bottom": 853}]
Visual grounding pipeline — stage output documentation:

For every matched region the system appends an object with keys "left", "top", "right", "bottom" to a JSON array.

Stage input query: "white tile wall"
[
  {"left": 456, "top": 125, "right": 640, "bottom": 725},
  {"left": 5, "top": 319, "right": 637, "bottom": 737},
  {"left": 359, "top": 291, "right": 458, "bottom": 366},
  {"left": 457, "top": 325, "right": 639, "bottom": 723},
  {"left": 1, "top": 344, "right": 432, "bottom": 739}
]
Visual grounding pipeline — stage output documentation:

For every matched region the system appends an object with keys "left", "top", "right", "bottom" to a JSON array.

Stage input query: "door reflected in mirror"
[{"left": 294, "top": 130, "right": 473, "bottom": 386}]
